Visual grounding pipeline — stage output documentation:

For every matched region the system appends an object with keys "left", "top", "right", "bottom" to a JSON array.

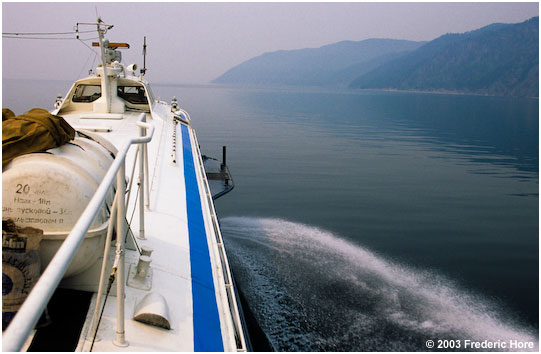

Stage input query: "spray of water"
[{"left": 221, "top": 217, "right": 538, "bottom": 351}]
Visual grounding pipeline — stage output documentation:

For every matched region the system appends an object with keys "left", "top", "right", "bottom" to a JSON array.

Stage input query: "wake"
[{"left": 221, "top": 217, "right": 538, "bottom": 352}]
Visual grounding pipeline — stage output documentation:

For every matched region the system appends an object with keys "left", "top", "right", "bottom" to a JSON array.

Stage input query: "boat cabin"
[
  {"left": 2, "top": 21, "right": 247, "bottom": 352},
  {"left": 58, "top": 76, "right": 155, "bottom": 115}
]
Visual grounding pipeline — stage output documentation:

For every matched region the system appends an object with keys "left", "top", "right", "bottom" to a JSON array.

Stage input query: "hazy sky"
[{"left": 2, "top": 2, "right": 539, "bottom": 84}]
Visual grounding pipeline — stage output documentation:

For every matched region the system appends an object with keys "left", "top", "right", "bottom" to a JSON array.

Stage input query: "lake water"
[{"left": 3, "top": 80, "right": 539, "bottom": 351}]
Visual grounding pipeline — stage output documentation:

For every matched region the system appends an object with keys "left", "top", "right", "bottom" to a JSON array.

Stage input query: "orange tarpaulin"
[{"left": 2, "top": 108, "right": 75, "bottom": 167}]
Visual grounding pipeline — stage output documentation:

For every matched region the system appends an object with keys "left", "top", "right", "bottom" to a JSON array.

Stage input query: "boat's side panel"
[
  {"left": 56, "top": 108, "right": 241, "bottom": 351},
  {"left": 181, "top": 124, "right": 224, "bottom": 351},
  {"left": 74, "top": 113, "right": 197, "bottom": 352}
]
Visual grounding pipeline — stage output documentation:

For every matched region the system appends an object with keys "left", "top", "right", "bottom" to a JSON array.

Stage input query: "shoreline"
[
  {"left": 361, "top": 87, "right": 539, "bottom": 99},
  {"left": 206, "top": 82, "right": 539, "bottom": 100},
  {"left": 4, "top": 78, "right": 538, "bottom": 100}
]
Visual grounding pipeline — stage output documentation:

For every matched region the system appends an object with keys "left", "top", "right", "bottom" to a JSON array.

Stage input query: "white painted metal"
[
  {"left": 88, "top": 190, "right": 118, "bottom": 341},
  {"left": 2, "top": 140, "right": 111, "bottom": 277},
  {"left": 133, "top": 292, "right": 171, "bottom": 329},
  {"left": 2, "top": 21, "right": 248, "bottom": 352},
  {"left": 2, "top": 114, "right": 154, "bottom": 352},
  {"left": 138, "top": 114, "right": 146, "bottom": 240},
  {"left": 96, "top": 20, "right": 110, "bottom": 113},
  {"left": 144, "top": 142, "right": 150, "bottom": 208},
  {"left": 190, "top": 128, "right": 248, "bottom": 351},
  {"left": 113, "top": 162, "right": 128, "bottom": 348}
]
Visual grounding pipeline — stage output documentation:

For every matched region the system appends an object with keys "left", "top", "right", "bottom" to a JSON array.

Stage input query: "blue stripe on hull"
[{"left": 181, "top": 124, "right": 224, "bottom": 351}]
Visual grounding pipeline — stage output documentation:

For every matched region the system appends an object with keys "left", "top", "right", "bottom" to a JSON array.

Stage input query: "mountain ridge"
[
  {"left": 350, "top": 17, "right": 539, "bottom": 97},
  {"left": 213, "top": 17, "right": 539, "bottom": 97},
  {"left": 213, "top": 39, "right": 425, "bottom": 87}
]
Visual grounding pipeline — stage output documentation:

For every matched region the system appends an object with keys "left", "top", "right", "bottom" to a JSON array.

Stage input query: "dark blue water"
[
  {"left": 165, "top": 85, "right": 538, "bottom": 351},
  {"left": 4, "top": 80, "right": 538, "bottom": 351}
]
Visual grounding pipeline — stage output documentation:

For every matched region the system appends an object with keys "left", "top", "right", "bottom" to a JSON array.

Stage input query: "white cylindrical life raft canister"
[{"left": 2, "top": 135, "right": 115, "bottom": 278}]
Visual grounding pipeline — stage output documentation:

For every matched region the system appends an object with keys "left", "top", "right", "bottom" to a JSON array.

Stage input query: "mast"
[
  {"left": 79, "top": 18, "right": 126, "bottom": 114},
  {"left": 77, "top": 18, "right": 115, "bottom": 113},
  {"left": 141, "top": 36, "right": 147, "bottom": 77},
  {"left": 96, "top": 17, "right": 110, "bottom": 112}
]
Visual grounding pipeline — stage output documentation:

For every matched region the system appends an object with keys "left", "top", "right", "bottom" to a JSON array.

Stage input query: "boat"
[{"left": 2, "top": 18, "right": 248, "bottom": 352}]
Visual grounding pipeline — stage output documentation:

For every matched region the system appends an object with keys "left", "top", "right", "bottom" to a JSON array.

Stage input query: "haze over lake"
[
  {"left": 145, "top": 84, "right": 539, "bottom": 351},
  {"left": 2, "top": 2, "right": 539, "bottom": 351}
]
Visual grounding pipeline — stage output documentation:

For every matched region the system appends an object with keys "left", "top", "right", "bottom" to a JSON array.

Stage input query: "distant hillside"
[
  {"left": 213, "top": 39, "right": 424, "bottom": 87},
  {"left": 350, "top": 17, "right": 539, "bottom": 97}
]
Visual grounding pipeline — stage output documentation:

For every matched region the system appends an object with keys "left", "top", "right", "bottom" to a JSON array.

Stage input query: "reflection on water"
[
  {"left": 178, "top": 86, "right": 537, "bottom": 337},
  {"left": 3, "top": 81, "right": 538, "bottom": 350},
  {"left": 233, "top": 89, "right": 538, "bottom": 176}
]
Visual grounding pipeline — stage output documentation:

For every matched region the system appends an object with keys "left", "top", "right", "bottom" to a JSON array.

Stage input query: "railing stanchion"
[
  {"left": 113, "top": 163, "right": 128, "bottom": 347},
  {"left": 2, "top": 113, "right": 153, "bottom": 351},
  {"left": 144, "top": 138, "right": 150, "bottom": 208},
  {"left": 138, "top": 115, "right": 146, "bottom": 239},
  {"left": 88, "top": 191, "right": 119, "bottom": 341}
]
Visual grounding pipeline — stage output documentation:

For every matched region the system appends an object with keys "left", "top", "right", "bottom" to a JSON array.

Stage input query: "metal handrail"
[
  {"left": 190, "top": 128, "right": 247, "bottom": 351},
  {"left": 2, "top": 113, "right": 154, "bottom": 352}
]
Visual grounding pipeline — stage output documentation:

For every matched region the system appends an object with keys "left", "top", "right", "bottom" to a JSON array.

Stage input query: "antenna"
[{"left": 140, "top": 36, "right": 147, "bottom": 77}]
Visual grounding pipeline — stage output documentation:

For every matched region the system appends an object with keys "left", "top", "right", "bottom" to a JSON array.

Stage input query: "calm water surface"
[
  {"left": 3, "top": 80, "right": 539, "bottom": 351},
  {"left": 155, "top": 84, "right": 539, "bottom": 351}
]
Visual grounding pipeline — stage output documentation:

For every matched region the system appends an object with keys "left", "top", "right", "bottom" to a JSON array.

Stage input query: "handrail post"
[
  {"left": 144, "top": 143, "right": 150, "bottom": 208},
  {"left": 138, "top": 114, "right": 146, "bottom": 239},
  {"left": 113, "top": 163, "right": 128, "bottom": 348},
  {"left": 2, "top": 113, "right": 153, "bottom": 351},
  {"left": 88, "top": 191, "right": 118, "bottom": 341}
]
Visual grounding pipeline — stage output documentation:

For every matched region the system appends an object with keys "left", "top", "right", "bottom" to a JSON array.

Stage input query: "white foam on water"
[{"left": 222, "top": 216, "right": 538, "bottom": 351}]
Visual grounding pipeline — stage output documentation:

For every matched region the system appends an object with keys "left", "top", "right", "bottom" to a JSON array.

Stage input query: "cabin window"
[
  {"left": 145, "top": 85, "right": 155, "bottom": 103},
  {"left": 72, "top": 85, "right": 101, "bottom": 102},
  {"left": 118, "top": 86, "right": 148, "bottom": 104}
]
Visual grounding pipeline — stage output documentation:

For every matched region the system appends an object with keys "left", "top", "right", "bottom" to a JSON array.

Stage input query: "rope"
[
  {"left": 89, "top": 272, "right": 115, "bottom": 352},
  {"left": 88, "top": 173, "right": 143, "bottom": 350},
  {"left": 2, "top": 35, "right": 98, "bottom": 41},
  {"left": 89, "top": 183, "right": 136, "bottom": 351},
  {"left": 2, "top": 29, "right": 95, "bottom": 36},
  {"left": 78, "top": 37, "right": 98, "bottom": 53},
  {"left": 75, "top": 39, "right": 98, "bottom": 79},
  {"left": 126, "top": 183, "right": 142, "bottom": 255}
]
